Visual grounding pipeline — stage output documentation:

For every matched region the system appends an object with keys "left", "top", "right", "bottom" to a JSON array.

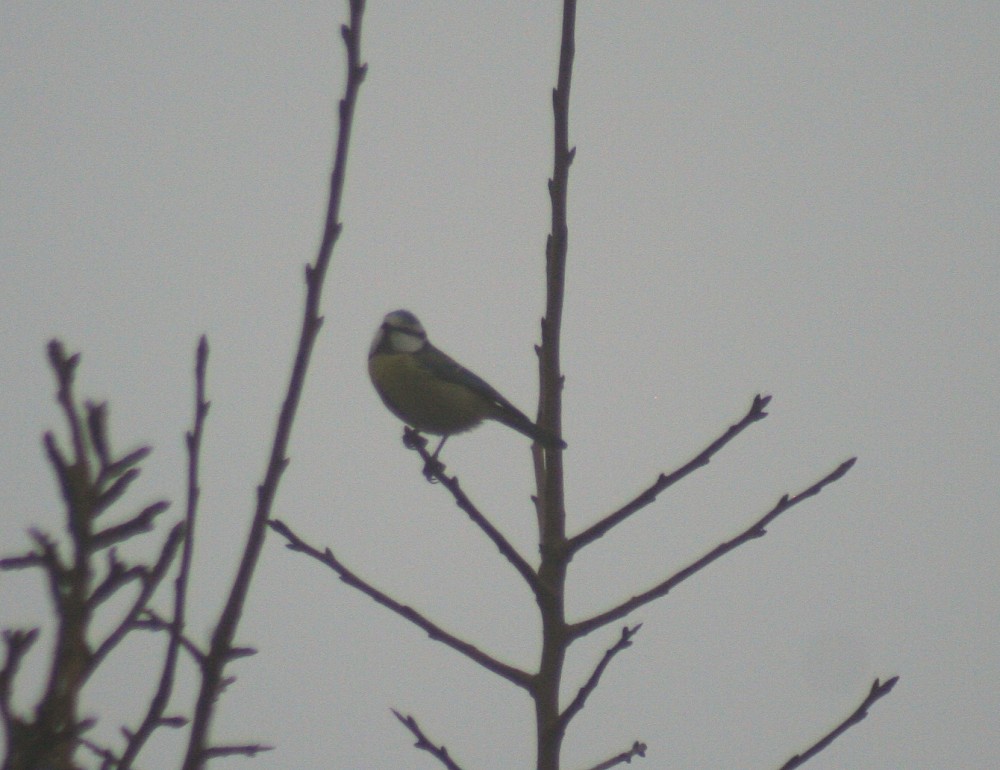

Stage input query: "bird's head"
[{"left": 369, "top": 309, "right": 428, "bottom": 357}]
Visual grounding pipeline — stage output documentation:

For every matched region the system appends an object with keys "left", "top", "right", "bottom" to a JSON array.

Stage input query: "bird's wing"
[
  {"left": 417, "top": 345, "right": 512, "bottom": 405},
  {"left": 418, "top": 344, "right": 565, "bottom": 448}
]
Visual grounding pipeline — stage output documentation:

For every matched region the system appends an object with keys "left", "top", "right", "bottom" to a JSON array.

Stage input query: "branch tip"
[
  {"left": 392, "top": 710, "right": 465, "bottom": 770},
  {"left": 778, "top": 675, "right": 899, "bottom": 769}
]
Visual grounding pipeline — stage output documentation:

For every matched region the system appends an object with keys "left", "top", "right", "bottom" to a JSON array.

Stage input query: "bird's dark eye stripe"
[{"left": 385, "top": 324, "right": 425, "bottom": 339}]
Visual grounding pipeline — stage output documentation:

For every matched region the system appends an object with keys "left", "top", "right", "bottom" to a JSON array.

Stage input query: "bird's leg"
[
  {"left": 421, "top": 436, "right": 447, "bottom": 482},
  {"left": 403, "top": 426, "right": 426, "bottom": 450}
]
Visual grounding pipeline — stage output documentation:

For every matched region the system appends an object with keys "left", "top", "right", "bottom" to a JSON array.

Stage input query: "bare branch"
[
  {"left": 91, "top": 499, "right": 171, "bottom": 550},
  {"left": 559, "top": 625, "right": 641, "bottom": 732},
  {"left": 404, "top": 427, "right": 544, "bottom": 598},
  {"left": 392, "top": 710, "right": 466, "bottom": 770},
  {"left": 6, "top": 342, "right": 179, "bottom": 768},
  {"left": 98, "top": 446, "right": 153, "bottom": 487},
  {"left": 581, "top": 740, "right": 647, "bottom": 770},
  {"left": 270, "top": 519, "right": 533, "bottom": 690},
  {"left": 27, "top": 528, "right": 69, "bottom": 609},
  {"left": 0, "top": 552, "right": 47, "bottom": 571},
  {"left": 79, "top": 736, "right": 121, "bottom": 769},
  {"left": 92, "top": 467, "right": 142, "bottom": 517},
  {"left": 89, "top": 521, "right": 185, "bottom": 670},
  {"left": 85, "top": 401, "right": 112, "bottom": 468},
  {"left": 47, "top": 340, "right": 88, "bottom": 470},
  {"left": 43, "top": 431, "right": 81, "bottom": 518},
  {"left": 778, "top": 676, "right": 899, "bottom": 770},
  {"left": 568, "top": 395, "right": 771, "bottom": 554},
  {"left": 132, "top": 612, "right": 206, "bottom": 665},
  {"left": 532, "top": 3, "right": 577, "bottom": 768},
  {"left": 1, "top": 629, "right": 40, "bottom": 722},
  {"left": 569, "top": 458, "right": 857, "bottom": 640},
  {"left": 181, "top": 5, "right": 368, "bottom": 764},
  {"left": 119, "top": 336, "right": 210, "bottom": 767},
  {"left": 84, "top": 402, "right": 154, "bottom": 512},
  {"left": 88, "top": 549, "right": 146, "bottom": 609},
  {"left": 201, "top": 743, "right": 274, "bottom": 759}
]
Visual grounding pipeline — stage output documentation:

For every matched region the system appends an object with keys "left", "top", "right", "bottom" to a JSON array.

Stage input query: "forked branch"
[
  {"left": 269, "top": 519, "right": 533, "bottom": 690},
  {"left": 89, "top": 522, "right": 185, "bottom": 670},
  {"left": 569, "top": 458, "right": 857, "bottom": 640},
  {"left": 404, "top": 428, "right": 543, "bottom": 598},
  {"left": 568, "top": 395, "right": 771, "bottom": 554},
  {"left": 2, "top": 342, "right": 180, "bottom": 769}
]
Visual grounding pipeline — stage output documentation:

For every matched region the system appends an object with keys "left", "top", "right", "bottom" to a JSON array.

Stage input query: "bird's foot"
[
  {"left": 403, "top": 426, "right": 426, "bottom": 451},
  {"left": 422, "top": 456, "right": 444, "bottom": 483}
]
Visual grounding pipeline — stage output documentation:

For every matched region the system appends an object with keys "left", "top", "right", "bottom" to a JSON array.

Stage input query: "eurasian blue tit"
[{"left": 368, "top": 310, "right": 566, "bottom": 453}]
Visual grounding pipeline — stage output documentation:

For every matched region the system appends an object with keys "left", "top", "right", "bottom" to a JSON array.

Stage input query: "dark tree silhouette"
[
  {"left": 1, "top": 3, "right": 366, "bottom": 768},
  {"left": 271, "top": 2, "right": 897, "bottom": 769},
  {"left": 2, "top": 1, "right": 896, "bottom": 768}
]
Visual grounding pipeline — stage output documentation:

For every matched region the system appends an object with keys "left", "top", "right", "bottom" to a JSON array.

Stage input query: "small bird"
[{"left": 368, "top": 310, "right": 566, "bottom": 455}]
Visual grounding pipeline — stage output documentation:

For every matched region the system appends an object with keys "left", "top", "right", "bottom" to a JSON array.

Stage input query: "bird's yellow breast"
[{"left": 368, "top": 352, "right": 492, "bottom": 435}]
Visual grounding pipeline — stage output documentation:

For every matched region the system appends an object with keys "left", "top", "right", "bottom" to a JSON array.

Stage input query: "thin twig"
[
  {"left": 78, "top": 736, "right": 121, "bottom": 769},
  {"left": 0, "top": 629, "right": 40, "bottom": 724},
  {"left": 569, "top": 458, "right": 857, "bottom": 640},
  {"left": 201, "top": 743, "right": 274, "bottom": 758},
  {"left": 97, "top": 446, "right": 152, "bottom": 489},
  {"left": 89, "top": 522, "right": 185, "bottom": 671},
  {"left": 180, "top": 4, "right": 367, "bottom": 766},
  {"left": 119, "top": 336, "right": 209, "bottom": 769},
  {"left": 269, "top": 519, "right": 533, "bottom": 690},
  {"left": 581, "top": 740, "right": 647, "bottom": 770},
  {"left": 93, "top": 467, "right": 142, "bottom": 517},
  {"left": 27, "top": 529, "right": 67, "bottom": 609},
  {"left": 47, "top": 340, "right": 88, "bottom": 476},
  {"left": 392, "top": 710, "right": 466, "bottom": 770},
  {"left": 404, "top": 428, "right": 543, "bottom": 598},
  {"left": 778, "top": 676, "right": 899, "bottom": 770},
  {"left": 559, "top": 625, "right": 641, "bottom": 732},
  {"left": 568, "top": 395, "right": 771, "bottom": 554},
  {"left": 0, "top": 552, "right": 47, "bottom": 570},
  {"left": 88, "top": 549, "right": 144, "bottom": 609},
  {"left": 132, "top": 612, "right": 206, "bottom": 664},
  {"left": 85, "top": 401, "right": 112, "bottom": 468},
  {"left": 91, "top": 500, "right": 171, "bottom": 550}
]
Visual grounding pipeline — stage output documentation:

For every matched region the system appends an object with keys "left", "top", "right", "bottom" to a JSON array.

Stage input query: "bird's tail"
[
  {"left": 531, "top": 423, "right": 568, "bottom": 450},
  {"left": 497, "top": 408, "right": 567, "bottom": 449}
]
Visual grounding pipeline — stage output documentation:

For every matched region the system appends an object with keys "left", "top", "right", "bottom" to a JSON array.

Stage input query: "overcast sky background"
[{"left": 2, "top": 3, "right": 998, "bottom": 769}]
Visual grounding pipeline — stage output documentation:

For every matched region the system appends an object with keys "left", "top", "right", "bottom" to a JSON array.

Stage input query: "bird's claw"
[
  {"left": 422, "top": 456, "right": 444, "bottom": 482},
  {"left": 403, "top": 427, "right": 426, "bottom": 450}
]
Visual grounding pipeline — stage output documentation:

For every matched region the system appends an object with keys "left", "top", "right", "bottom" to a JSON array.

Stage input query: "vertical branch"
[
  {"left": 119, "top": 337, "right": 210, "bottom": 768},
  {"left": 535, "top": 2, "right": 576, "bottom": 770},
  {"left": 180, "top": 3, "right": 367, "bottom": 767},
  {"left": 4, "top": 343, "right": 173, "bottom": 768},
  {"left": 37, "top": 342, "right": 95, "bottom": 769}
]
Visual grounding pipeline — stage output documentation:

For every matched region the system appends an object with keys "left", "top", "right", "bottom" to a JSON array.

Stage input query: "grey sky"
[{"left": 2, "top": 3, "right": 998, "bottom": 768}]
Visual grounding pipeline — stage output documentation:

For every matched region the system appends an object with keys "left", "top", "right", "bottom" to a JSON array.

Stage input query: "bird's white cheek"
[
  {"left": 388, "top": 330, "right": 424, "bottom": 353},
  {"left": 368, "top": 329, "right": 385, "bottom": 357}
]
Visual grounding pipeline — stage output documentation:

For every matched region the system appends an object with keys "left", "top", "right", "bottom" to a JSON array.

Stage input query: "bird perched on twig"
[{"left": 368, "top": 309, "right": 566, "bottom": 457}]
